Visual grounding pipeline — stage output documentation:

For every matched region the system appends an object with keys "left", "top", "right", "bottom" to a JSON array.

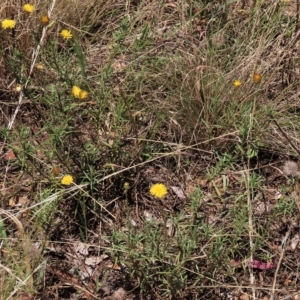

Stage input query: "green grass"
[{"left": 1, "top": 0, "right": 300, "bottom": 299}]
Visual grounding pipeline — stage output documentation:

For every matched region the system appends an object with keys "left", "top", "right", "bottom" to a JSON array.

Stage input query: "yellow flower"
[
  {"left": 150, "top": 183, "right": 168, "bottom": 199},
  {"left": 60, "top": 29, "right": 72, "bottom": 40},
  {"left": 233, "top": 80, "right": 241, "bottom": 87},
  {"left": 61, "top": 175, "right": 73, "bottom": 185},
  {"left": 2, "top": 19, "right": 16, "bottom": 29},
  {"left": 72, "top": 85, "right": 81, "bottom": 97},
  {"left": 72, "top": 86, "right": 88, "bottom": 99},
  {"left": 253, "top": 73, "right": 262, "bottom": 84},
  {"left": 79, "top": 90, "right": 88, "bottom": 99},
  {"left": 40, "top": 15, "right": 50, "bottom": 26},
  {"left": 23, "top": 4, "right": 35, "bottom": 13}
]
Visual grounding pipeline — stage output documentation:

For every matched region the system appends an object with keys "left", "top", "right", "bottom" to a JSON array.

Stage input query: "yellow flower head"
[
  {"left": 23, "top": 4, "right": 35, "bottom": 13},
  {"left": 233, "top": 80, "right": 242, "bottom": 88},
  {"left": 79, "top": 90, "right": 88, "bottom": 100},
  {"left": 72, "top": 85, "right": 81, "bottom": 98},
  {"left": 253, "top": 73, "right": 262, "bottom": 84},
  {"left": 60, "top": 29, "right": 72, "bottom": 40},
  {"left": 40, "top": 15, "right": 50, "bottom": 26},
  {"left": 150, "top": 183, "right": 168, "bottom": 199},
  {"left": 72, "top": 86, "right": 88, "bottom": 99},
  {"left": 61, "top": 175, "right": 73, "bottom": 186},
  {"left": 124, "top": 182, "right": 130, "bottom": 190},
  {"left": 2, "top": 19, "right": 16, "bottom": 29}
]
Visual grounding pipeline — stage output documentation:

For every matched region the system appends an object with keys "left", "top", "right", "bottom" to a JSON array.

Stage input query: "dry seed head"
[
  {"left": 35, "top": 63, "right": 45, "bottom": 70},
  {"left": 253, "top": 73, "right": 262, "bottom": 84},
  {"left": 52, "top": 166, "right": 60, "bottom": 176},
  {"left": 282, "top": 161, "right": 299, "bottom": 177},
  {"left": 40, "top": 15, "right": 50, "bottom": 26}
]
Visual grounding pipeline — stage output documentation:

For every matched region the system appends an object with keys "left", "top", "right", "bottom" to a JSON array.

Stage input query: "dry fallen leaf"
[
  {"left": 130, "top": 219, "right": 137, "bottom": 227},
  {"left": 8, "top": 196, "right": 27, "bottom": 208},
  {"left": 9, "top": 198, "right": 16, "bottom": 207},
  {"left": 4, "top": 149, "right": 16, "bottom": 160},
  {"left": 284, "top": 276, "right": 292, "bottom": 286},
  {"left": 170, "top": 186, "right": 186, "bottom": 200},
  {"left": 166, "top": 219, "right": 175, "bottom": 237},
  {"left": 144, "top": 210, "right": 153, "bottom": 222},
  {"left": 85, "top": 254, "right": 108, "bottom": 266},
  {"left": 290, "top": 234, "right": 299, "bottom": 250},
  {"left": 255, "top": 201, "right": 270, "bottom": 215},
  {"left": 111, "top": 287, "right": 126, "bottom": 300},
  {"left": 230, "top": 259, "right": 242, "bottom": 267},
  {"left": 75, "top": 242, "right": 89, "bottom": 256},
  {"left": 107, "top": 263, "right": 121, "bottom": 270},
  {"left": 240, "top": 293, "right": 250, "bottom": 300},
  {"left": 100, "top": 285, "right": 111, "bottom": 296}
]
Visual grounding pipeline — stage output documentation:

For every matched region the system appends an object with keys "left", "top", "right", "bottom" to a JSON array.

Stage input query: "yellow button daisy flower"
[
  {"left": 150, "top": 183, "right": 168, "bottom": 199},
  {"left": 61, "top": 175, "right": 73, "bottom": 186},
  {"left": 72, "top": 85, "right": 88, "bottom": 99},
  {"left": 23, "top": 4, "right": 35, "bottom": 13},
  {"left": 233, "top": 80, "right": 241, "bottom": 87},
  {"left": 79, "top": 90, "right": 88, "bottom": 100},
  {"left": 60, "top": 29, "right": 72, "bottom": 40},
  {"left": 72, "top": 85, "right": 81, "bottom": 98},
  {"left": 2, "top": 19, "right": 16, "bottom": 29}
]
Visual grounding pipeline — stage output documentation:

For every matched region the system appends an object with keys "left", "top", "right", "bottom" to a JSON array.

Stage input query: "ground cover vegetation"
[{"left": 1, "top": 0, "right": 300, "bottom": 299}]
